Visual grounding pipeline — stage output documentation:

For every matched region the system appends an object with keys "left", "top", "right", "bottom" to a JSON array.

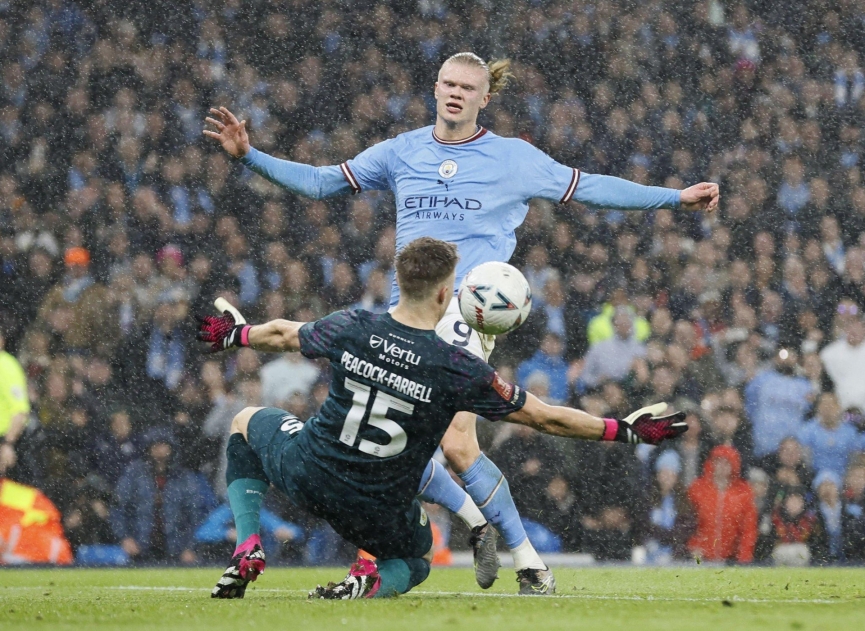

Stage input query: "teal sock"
[
  {"left": 225, "top": 433, "right": 270, "bottom": 543},
  {"left": 373, "top": 558, "right": 430, "bottom": 598},
  {"left": 227, "top": 478, "right": 269, "bottom": 543}
]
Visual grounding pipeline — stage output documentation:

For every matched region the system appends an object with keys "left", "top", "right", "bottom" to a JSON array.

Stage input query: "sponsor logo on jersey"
[
  {"left": 438, "top": 159, "right": 458, "bottom": 179},
  {"left": 403, "top": 195, "right": 481, "bottom": 210},
  {"left": 369, "top": 336, "right": 421, "bottom": 366},
  {"left": 492, "top": 372, "right": 520, "bottom": 404}
]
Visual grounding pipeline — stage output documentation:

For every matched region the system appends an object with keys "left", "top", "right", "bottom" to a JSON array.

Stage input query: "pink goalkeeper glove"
[{"left": 601, "top": 403, "right": 688, "bottom": 445}]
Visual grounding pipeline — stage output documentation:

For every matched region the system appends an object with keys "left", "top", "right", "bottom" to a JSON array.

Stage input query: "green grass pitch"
[{"left": 1, "top": 566, "right": 863, "bottom": 630}]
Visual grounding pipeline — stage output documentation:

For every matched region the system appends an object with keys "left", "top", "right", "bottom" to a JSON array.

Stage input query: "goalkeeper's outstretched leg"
[{"left": 212, "top": 407, "right": 269, "bottom": 599}]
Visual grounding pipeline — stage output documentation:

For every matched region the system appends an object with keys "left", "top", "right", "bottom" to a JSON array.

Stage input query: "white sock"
[
  {"left": 511, "top": 538, "right": 546, "bottom": 571},
  {"left": 456, "top": 495, "right": 487, "bottom": 530}
]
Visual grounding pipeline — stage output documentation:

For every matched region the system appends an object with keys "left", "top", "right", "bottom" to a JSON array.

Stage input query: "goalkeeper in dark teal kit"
[{"left": 197, "top": 237, "right": 687, "bottom": 600}]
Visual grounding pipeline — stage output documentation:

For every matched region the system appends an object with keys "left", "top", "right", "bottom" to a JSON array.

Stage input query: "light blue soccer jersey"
[{"left": 241, "top": 125, "right": 681, "bottom": 305}]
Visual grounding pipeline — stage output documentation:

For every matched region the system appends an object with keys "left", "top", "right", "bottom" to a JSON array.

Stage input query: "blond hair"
[{"left": 441, "top": 52, "right": 513, "bottom": 95}]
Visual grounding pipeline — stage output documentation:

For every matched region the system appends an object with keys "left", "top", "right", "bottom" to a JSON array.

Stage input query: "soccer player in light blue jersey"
[{"left": 204, "top": 51, "right": 719, "bottom": 594}]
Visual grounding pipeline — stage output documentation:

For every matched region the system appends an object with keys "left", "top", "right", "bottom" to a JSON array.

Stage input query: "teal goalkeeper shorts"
[{"left": 246, "top": 407, "right": 432, "bottom": 560}]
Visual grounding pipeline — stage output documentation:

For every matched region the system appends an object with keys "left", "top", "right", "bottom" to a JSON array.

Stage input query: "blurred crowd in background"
[{"left": 2, "top": 0, "right": 865, "bottom": 567}]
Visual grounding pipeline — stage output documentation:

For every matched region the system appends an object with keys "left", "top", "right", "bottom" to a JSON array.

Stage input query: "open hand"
[
  {"left": 680, "top": 182, "right": 720, "bottom": 213},
  {"left": 203, "top": 106, "right": 250, "bottom": 158},
  {"left": 617, "top": 403, "right": 688, "bottom": 445}
]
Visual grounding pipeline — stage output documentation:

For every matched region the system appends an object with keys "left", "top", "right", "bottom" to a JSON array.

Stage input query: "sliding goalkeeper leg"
[{"left": 212, "top": 409, "right": 270, "bottom": 599}]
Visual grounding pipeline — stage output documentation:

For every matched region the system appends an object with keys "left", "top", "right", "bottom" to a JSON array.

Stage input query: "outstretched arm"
[
  {"left": 572, "top": 173, "right": 719, "bottom": 212},
  {"left": 197, "top": 306, "right": 306, "bottom": 354},
  {"left": 504, "top": 395, "right": 687, "bottom": 445},
  {"left": 203, "top": 106, "right": 350, "bottom": 199},
  {"left": 245, "top": 319, "right": 305, "bottom": 353},
  {"left": 505, "top": 392, "right": 605, "bottom": 439}
]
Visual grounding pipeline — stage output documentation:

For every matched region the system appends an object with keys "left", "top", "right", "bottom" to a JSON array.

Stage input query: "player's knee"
[
  {"left": 422, "top": 543, "right": 435, "bottom": 564},
  {"left": 230, "top": 407, "right": 264, "bottom": 439},
  {"left": 440, "top": 435, "right": 480, "bottom": 472}
]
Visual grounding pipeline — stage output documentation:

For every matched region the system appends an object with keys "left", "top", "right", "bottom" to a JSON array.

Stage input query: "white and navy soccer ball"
[{"left": 458, "top": 262, "right": 532, "bottom": 336}]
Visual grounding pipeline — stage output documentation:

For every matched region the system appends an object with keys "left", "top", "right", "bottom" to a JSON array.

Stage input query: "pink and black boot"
[
  {"left": 211, "top": 534, "right": 267, "bottom": 598},
  {"left": 309, "top": 558, "right": 381, "bottom": 600}
]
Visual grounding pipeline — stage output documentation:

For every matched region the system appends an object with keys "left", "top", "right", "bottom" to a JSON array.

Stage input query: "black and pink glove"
[
  {"left": 196, "top": 312, "right": 251, "bottom": 353},
  {"left": 601, "top": 403, "right": 687, "bottom": 445}
]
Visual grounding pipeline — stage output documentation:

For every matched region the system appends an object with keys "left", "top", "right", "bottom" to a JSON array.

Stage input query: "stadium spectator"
[
  {"left": 821, "top": 318, "right": 865, "bottom": 412},
  {"left": 36, "top": 247, "right": 114, "bottom": 355},
  {"left": 744, "top": 348, "right": 814, "bottom": 460},
  {"left": 94, "top": 408, "right": 137, "bottom": 486},
  {"left": 577, "top": 308, "right": 647, "bottom": 391},
  {"left": 770, "top": 486, "right": 826, "bottom": 566},
  {"left": 687, "top": 446, "right": 757, "bottom": 564},
  {"left": 110, "top": 429, "right": 206, "bottom": 564},
  {"left": 516, "top": 332, "right": 569, "bottom": 404},
  {"left": 574, "top": 438, "right": 643, "bottom": 561},
  {"left": 0, "top": 326, "right": 28, "bottom": 477},
  {"left": 813, "top": 470, "right": 844, "bottom": 563},
  {"left": 194, "top": 503, "right": 302, "bottom": 562},
  {"left": 586, "top": 287, "right": 651, "bottom": 346},
  {"left": 763, "top": 437, "right": 816, "bottom": 491},
  {"left": 748, "top": 467, "right": 775, "bottom": 564},
  {"left": 63, "top": 475, "right": 115, "bottom": 555},
  {"left": 703, "top": 405, "right": 754, "bottom": 468},
  {"left": 260, "top": 351, "right": 320, "bottom": 409},
  {"left": 797, "top": 392, "right": 865, "bottom": 478},
  {"left": 642, "top": 450, "right": 694, "bottom": 564},
  {"left": 842, "top": 463, "right": 865, "bottom": 562}
]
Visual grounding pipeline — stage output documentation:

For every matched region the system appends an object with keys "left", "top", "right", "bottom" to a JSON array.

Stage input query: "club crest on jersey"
[{"left": 438, "top": 159, "right": 458, "bottom": 179}]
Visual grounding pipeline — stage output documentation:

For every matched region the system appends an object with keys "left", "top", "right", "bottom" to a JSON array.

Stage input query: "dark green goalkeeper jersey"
[{"left": 291, "top": 309, "right": 526, "bottom": 511}]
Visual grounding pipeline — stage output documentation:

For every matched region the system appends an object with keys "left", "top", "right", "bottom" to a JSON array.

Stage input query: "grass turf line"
[{"left": 0, "top": 567, "right": 863, "bottom": 631}]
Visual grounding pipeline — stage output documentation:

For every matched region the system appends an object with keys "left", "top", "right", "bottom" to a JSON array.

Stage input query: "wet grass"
[{"left": 0, "top": 566, "right": 863, "bottom": 630}]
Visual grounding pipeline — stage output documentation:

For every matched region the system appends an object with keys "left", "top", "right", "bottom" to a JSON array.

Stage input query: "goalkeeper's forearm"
[
  {"left": 504, "top": 393, "right": 604, "bottom": 439},
  {"left": 245, "top": 319, "right": 305, "bottom": 353}
]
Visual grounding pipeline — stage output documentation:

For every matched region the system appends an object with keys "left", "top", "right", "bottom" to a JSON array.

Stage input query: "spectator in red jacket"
[{"left": 688, "top": 445, "right": 757, "bottom": 563}]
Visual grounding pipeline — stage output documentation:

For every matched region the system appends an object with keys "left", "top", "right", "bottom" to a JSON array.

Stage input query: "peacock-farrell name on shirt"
[{"left": 339, "top": 350, "right": 433, "bottom": 403}]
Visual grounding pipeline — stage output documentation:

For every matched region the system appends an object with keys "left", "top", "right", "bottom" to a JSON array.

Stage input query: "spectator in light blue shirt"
[
  {"left": 516, "top": 332, "right": 570, "bottom": 404},
  {"left": 776, "top": 156, "right": 810, "bottom": 216},
  {"left": 195, "top": 504, "right": 303, "bottom": 554},
  {"left": 577, "top": 308, "right": 647, "bottom": 391},
  {"left": 745, "top": 348, "right": 814, "bottom": 458},
  {"left": 797, "top": 392, "right": 865, "bottom": 479}
]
